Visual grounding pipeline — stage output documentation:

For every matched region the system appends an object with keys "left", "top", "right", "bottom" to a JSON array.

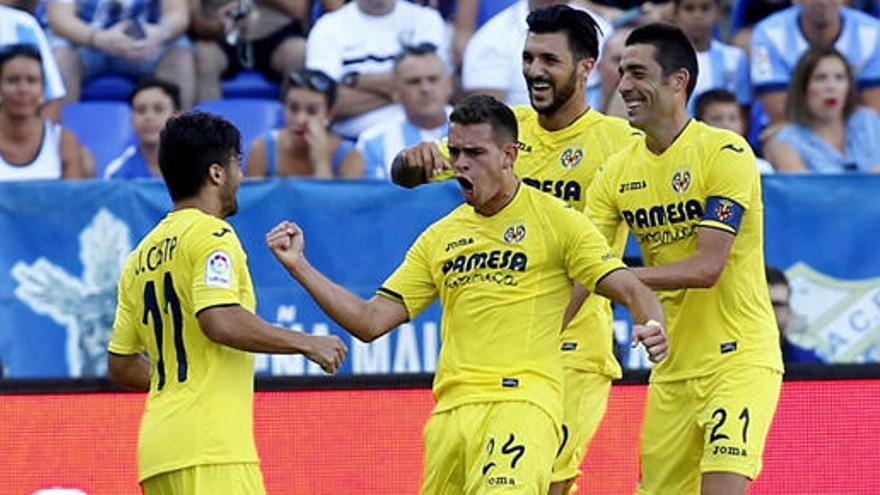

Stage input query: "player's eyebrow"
[
  {"left": 448, "top": 144, "right": 484, "bottom": 153},
  {"left": 620, "top": 62, "right": 649, "bottom": 73}
]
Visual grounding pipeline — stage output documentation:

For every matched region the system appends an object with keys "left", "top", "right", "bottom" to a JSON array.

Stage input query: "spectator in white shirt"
[
  {"left": 305, "top": 0, "right": 447, "bottom": 140},
  {"left": 357, "top": 42, "right": 451, "bottom": 179}
]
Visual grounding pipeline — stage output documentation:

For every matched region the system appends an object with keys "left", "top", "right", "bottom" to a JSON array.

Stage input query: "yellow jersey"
[
  {"left": 514, "top": 106, "right": 639, "bottom": 377},
  {"left": 378, "top": 184, "right": 625, "bottom": 423},
  {"left": 586, "top": 120, "right": 784, "bottom": 382},
  {"left": 109, "top": 208, "right": 259, "bottom": 481}
]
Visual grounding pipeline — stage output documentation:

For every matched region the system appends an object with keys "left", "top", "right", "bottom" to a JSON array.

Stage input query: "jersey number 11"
[{"left": 142, "top": 272, "right": 188, "bottom": 390}]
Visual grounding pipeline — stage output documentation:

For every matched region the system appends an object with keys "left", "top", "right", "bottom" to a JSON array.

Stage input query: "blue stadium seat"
[
  {"left": 61, "top": 101, "right": 134, "bottom": 176},
  {"left": 476, "top": 0, "right": 517, "bottom": 26},
  {"left": 194, "top": 98, "right": 284, "bottom": 160},
  {"left": 80, "top": 74, "right": 136, "bottom": 102},
  {"left": 222, "top": 70, "right": 281, "bottom": 99}
]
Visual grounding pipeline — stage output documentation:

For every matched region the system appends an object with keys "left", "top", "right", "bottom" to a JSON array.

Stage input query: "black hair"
[
  {"left": 393, "top": 42, "right": 440, "bottom": 73},
  {"left": 694, "top": 89, "right": 738, "bottom": 120},
  {"left": 282, "top": 69, "right": 337, "bottom": 108},
  {"left": 129, "top": 77, "right": 181, "bottom": 111},
  {"left": 449, "top": 94, "right": 518, "bottom": 146},
  {"left": 158, "top": 112, "right": 241, "bottom": 202},
  {"left": 626, "top": 23, "right": 699, "bottom": 98},
  {"left": 526, "top": 5, "right": 601, "bottom": 61},
  {"left": 766, "top": 266, "right": 789, "bottom": 288},
  {"left": 0, "top": 43, "right": 42, "bottom": 76}
]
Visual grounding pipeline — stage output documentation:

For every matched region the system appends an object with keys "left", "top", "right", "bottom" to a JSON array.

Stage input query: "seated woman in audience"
[
  {"left": 0, "top": 44, "right": 85, "bottom": 181},
  {"left": 104, "top": 79, "right": 180, "bottom": 179},
  {"left": 247, "top": 69, "right": 364, "bottom": 178},
  {"left": 764, "top": 47, "right": 880, "bottom": 173}
]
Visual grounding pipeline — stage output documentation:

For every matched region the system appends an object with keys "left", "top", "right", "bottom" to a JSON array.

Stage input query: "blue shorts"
[{"left": 47, "top": 28, "right": 192, "bottom": 83}]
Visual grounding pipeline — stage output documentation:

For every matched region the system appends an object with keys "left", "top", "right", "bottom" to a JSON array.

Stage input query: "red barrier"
[{"left": 1, "top": 380, "right": 877, "bottom": 494}]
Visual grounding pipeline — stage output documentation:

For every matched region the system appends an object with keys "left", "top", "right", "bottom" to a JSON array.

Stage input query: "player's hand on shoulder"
[
  {"left": 305, "top": 334, "right": 348, "bottom": 374},
  {"left": 266, "top": 221, "right": 305, "bottom": 269},
  {"left": 631, "top": 320, "right": 668, "bottom": 363}
]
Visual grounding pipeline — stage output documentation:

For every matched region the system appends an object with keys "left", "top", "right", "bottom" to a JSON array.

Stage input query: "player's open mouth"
[
  {"left": 456, "top": 175, "right": 474, "bottom": 192},
  {"left": 823, "top": 98, "right": 839, "bottom": 108},
  {"left": 528, "top": 80, "right": 552, "bottom": 96}
]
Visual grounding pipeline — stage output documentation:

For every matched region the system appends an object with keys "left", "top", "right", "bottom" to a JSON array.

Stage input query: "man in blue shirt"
[
  {"left": 751, "top": 0, "right": 880, "bottom": 123},
  {"left": 356, "top": 43, "right": 451, "bottom": 180}
]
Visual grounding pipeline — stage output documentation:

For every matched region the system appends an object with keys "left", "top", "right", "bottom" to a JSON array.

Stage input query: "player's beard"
[
  {"left": 220, "top": 181, "right": 239, "bottom": 218},
  {"left": 530, "top": 67, "right": 579, "bottom": 117}
]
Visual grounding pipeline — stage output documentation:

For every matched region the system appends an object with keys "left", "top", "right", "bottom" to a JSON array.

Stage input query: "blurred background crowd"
[
  {"left": 3, "top": 0, "right": 880, "bottom": 183},
  {"left": 1, "top": 0, "right": 879, "bottom": 376}
]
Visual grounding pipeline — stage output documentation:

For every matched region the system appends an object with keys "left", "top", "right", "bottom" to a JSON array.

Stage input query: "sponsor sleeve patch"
[
  {"left": 703, "top": 196, "right": 745, "bottom": 233},
  {"left": 205, "top": 250, "right": 233, "bottom": 288}
]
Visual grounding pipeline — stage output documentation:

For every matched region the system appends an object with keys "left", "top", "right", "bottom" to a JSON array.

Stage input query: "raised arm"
[
  {"left": 390, "top": 141, "right": 450, "bottom": 188},
  {"left": 266, "top": 221, "right": 410, "bottom": 342}
]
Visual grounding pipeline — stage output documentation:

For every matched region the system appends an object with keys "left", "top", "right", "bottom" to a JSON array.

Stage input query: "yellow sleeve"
[
  {"left": 584, "top": 158, "right": 624, "bottom": 244},
  {"left": 558, "top": 206, "right": 627, "bottom": 292},
  {"left": 378, "top": 229, "right": 438, "bottom": 320},
  {"left": 108, "top": 262, "right": 144, "bottom": 355},
  {"left": 189, "top": 220, "right": 251, "bottom": 314},
  {"left": 699, "top": 134, "right": 757, "bottom": 234}
]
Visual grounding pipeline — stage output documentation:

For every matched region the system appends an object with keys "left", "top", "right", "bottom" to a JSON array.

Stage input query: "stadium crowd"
[{"left": 2, "top": 0, "right": 880, "bottom": 181}]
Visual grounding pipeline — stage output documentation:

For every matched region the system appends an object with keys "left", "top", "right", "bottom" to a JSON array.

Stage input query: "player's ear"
[
  {"left": 208, "top": 163, "right": 224, "bottom": 184},
  {"left": 502, "top": 141, "right": 518, "bottom": 170},
  {"left": 673, "top": 67, "right": 690, "bottom": 94},
  {"left": 578, "top": 57, "right": 596, "bottom": 81}
]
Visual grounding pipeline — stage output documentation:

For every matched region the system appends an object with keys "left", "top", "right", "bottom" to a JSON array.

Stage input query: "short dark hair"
[
  {"left": 526, "top": 5, "right": 602, "bottom": 61},
  {"left": 449, "top": 94, "right": 518, "bottom": 146},
  {"left": 694, "top": 89, "right": 738, "bottom": 120},
  {"left": 766, "top": 266, "right": 789, "bottom": 288},
  {"left": 129, "top": 77, "right": 181, "bottom": 111},
  {"left": 785, "top": 47, "right": 857, "bottom": 126},
  {"left": 158, "top": 112, "right": 241, "bottom": 202},
  {"left": 626, "top": 23, "right": 699, "bottom": 99},
  {"left": 0, "top": 43, "right": 42, "bottom": 76},
  {"left": 393, "top": 42, "right": 440, "bottom": 74},
  {"left": 282, "top": 69, "right": 337, "bottom": 108}
]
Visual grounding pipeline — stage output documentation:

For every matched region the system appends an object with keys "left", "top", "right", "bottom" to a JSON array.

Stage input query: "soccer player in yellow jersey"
[
  {"left": 585, "top": 24, "right": 784, "bottom": 495},
  {"left": 267, "top": 95, "right": 668, "bottom": 494},
  {"left": 392, "top": 7, "right": 641, "bottom": 494},
  {"left": 107, "top": 112, "right": 347, "bottom": 495}
]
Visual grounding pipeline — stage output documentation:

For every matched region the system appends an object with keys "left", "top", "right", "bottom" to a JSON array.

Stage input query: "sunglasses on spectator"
[{"left": 287, "top": 70, "right": 335, "bottom": 94}]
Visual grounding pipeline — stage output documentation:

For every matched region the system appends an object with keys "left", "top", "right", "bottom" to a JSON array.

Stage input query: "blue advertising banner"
[{"left": 1, "top": 175, "right": 878, "bottom": 378}]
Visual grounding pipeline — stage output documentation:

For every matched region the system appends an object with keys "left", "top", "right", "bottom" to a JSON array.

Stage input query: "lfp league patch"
[{"left": 206, "top": 250, "right": 233, "bottom": 288}]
